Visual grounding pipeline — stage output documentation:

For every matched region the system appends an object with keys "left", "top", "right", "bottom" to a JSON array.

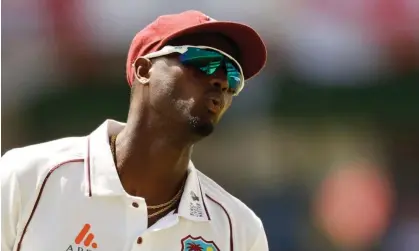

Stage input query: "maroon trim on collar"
[
  {"left": 197, "top": 177, "right": 211, "bottom": 221},
  {"left": 205, "top": 194, "right": 233, "bottom": 251},
  {"left": 17, "top": 159, "right": 84, "bottom": 251}
]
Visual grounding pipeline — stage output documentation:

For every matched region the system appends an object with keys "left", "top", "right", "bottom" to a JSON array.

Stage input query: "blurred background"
[{"left": 2, "top": 0, "right": 419, "bottom": 250}]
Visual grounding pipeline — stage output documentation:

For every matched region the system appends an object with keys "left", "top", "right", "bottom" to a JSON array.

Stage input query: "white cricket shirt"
[{"left": 1, "top": 120, "right": 268, "bottom": 251}]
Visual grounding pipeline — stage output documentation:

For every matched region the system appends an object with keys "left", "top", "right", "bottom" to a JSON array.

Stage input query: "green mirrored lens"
[
  {"left": 199, "top": 61, "right": 221, "bottom": 74},
  {"left": 225, "top": 62, "right": 241, "bottom": 90},
  {"left": 179, "top": 48, "right": 242, "bottom": 93},
  {"left": 180, "top": 48, "right": 223, "bottom": 64}
]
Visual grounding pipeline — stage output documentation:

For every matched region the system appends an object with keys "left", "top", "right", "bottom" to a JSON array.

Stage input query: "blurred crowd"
[{"left": 2, "top": 0, "right": 419, "bottom": 250}]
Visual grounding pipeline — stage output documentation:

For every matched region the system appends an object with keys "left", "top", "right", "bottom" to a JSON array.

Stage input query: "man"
[{"left": 1, "top": 10, "right": 268, "bottom": 251}]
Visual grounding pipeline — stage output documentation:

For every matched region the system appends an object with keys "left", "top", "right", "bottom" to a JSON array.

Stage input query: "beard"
[
  {"left": 172, "top": 98, "right": 216, "bottom": 137},
  {"left": 188, "top": 116, "right": 214, "bottom": 137}
]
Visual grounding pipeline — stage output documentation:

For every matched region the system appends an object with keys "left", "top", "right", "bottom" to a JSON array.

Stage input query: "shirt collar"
[
  {"left": 86, "top": 119, "right": 211, "bottom": 221},
  {"left": 86, "top": 119, "right": 126, "bottom": 196},
  {"left": 176, "top": 162, "right": 211, "bottom": 221}
]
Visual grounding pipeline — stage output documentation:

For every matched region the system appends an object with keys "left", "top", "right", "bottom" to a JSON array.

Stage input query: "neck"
[{"left": 113, "top": 113, "right": 194, "bottom": 205}]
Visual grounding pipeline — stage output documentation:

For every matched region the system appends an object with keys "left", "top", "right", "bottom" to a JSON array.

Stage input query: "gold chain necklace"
[{"left": 110, "top": 135, "right": 184, "bottom": 218}]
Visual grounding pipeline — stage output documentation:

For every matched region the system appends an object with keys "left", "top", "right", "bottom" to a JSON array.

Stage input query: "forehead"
[{"left": 167, "top": 32, "right": 240, "bottom": 61}]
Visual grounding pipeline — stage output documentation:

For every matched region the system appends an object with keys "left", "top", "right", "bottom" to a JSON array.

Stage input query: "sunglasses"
[{"left": 141, "top": 45, "right": 244, "bottom": 96}]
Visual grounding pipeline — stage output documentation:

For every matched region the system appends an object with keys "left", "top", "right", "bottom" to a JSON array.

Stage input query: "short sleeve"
[
  {"left": 1, "top": 150, "right": 23, "bottom": 251},
  {"left": 249, "top": 223, "right": 269, "bottom": 251}
]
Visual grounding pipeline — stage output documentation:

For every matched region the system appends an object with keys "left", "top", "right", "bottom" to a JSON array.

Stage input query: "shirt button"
[
  {"left": 132, "top": 202, "right": 139, "bottom": 208},
  {"left": 137, "top": 237, "right": 143, "bottom": 244}
]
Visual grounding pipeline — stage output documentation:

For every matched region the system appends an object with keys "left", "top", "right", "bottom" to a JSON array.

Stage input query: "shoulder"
[
  {"left": 197, "top": 170, "right": 261, "bottom": 222},
  {"left": 197, "top": 170, "right": 265, "bottom": 248},
  {"left": 1, "top": 136, "right": 86, "bottom": 182}
]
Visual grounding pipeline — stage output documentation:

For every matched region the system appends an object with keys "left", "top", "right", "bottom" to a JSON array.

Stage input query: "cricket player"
[{"left": 1, "top": 10, "right": 268, "bottom": 251}]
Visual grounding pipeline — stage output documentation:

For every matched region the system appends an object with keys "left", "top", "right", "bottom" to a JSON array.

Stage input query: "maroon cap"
[{"left": 126, "top": 10, "right": 267, "bottom": 86}]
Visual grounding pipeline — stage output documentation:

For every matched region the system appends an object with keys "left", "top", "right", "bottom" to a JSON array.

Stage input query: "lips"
[{"left": 205, "top": 96, "right": 223, "bottom": 114}]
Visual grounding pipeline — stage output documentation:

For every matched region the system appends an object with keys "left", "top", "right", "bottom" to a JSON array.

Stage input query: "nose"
[{"left": 209, "top": 77, "right": 229, "bottom": 92}]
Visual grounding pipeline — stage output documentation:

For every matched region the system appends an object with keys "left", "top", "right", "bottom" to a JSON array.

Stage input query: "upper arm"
[
  {"left": 249, "top": 221, "right": 269, "bottom": 251},
  {"left": 1, "top": 150, "right": 23, "bottom": 251}
]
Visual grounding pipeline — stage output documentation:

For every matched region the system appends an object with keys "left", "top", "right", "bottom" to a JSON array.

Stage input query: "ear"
[{"left": 132, "top": 57, "right": 152, "bottom": 85}]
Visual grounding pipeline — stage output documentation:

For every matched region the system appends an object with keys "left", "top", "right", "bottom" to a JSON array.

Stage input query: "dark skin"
[{"left": 113, "top": 33, "right": 240, "bottom": 226}]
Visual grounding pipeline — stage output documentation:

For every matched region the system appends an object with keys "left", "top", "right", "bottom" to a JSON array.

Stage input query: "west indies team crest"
[{"left": 181, "top": 235, "right": 220, "bottom": 251}]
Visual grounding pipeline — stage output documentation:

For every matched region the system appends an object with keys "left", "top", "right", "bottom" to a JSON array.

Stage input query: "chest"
[{"left": 16, "top": 173, "right": 229, "bottom": 251}]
